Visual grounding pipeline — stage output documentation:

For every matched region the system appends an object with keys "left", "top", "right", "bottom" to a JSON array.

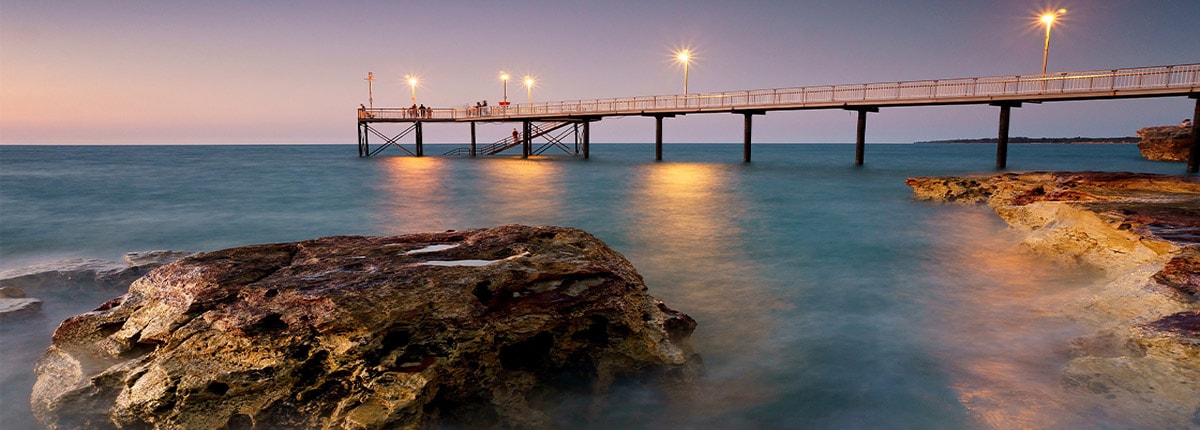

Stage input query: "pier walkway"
[{"left": 356, "top": 63, "right": 1200, "bottom": 171}]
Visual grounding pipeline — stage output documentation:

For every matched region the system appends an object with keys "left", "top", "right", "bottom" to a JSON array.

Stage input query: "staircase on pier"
[{"left": 443, "top": 121, "right": 581, "bottom": 156}]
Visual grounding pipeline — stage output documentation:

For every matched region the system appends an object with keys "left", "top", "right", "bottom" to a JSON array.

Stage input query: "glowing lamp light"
[
  {"left": 405, "top": 74, "right": 420, "bottom": 103},
  {"left": 499, "top": 72, "right": 510, "bottom": 104},
  {"left": 674, "top": 49, "right": 693, "bottom": 94},
  {"left": 522, "top": 75, "right": 535, "bottom": 103},
  {"left": 1038, "top": 8, "right": 1067, "bottom": 75}
]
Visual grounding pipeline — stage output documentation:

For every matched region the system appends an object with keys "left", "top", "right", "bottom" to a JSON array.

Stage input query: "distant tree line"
[{"left": 914, "top": 136, "right": 1138, "bottom": 144}]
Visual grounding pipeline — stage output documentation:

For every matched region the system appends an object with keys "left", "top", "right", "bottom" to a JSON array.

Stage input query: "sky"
[{"left": 1, "top": 0, "right": 1197, "bottom": 144}]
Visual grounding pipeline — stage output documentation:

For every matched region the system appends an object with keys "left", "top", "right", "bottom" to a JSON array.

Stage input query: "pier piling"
[
  {"left": 993, "top": 102, "right": 1020, "bottom": 169},
  {"left": 848, "top": 107, "right": 877, "bottom": 165},
  {"left": 415, "top": 122, "right": 424, "bottom": 156},
  {"left": 1189, "top": 95, "right": 1199, "bottom": 173},
  {"left": 741, "top": 111, "right": 763, "bottom": 162},
  {"left": 583, "top": 121, "right": 591, "bottom": 159}
]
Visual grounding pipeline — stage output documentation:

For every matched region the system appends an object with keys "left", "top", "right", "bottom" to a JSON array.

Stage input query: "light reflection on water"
[
  {"left": 918, "top": 206, "right": 1104, "bottom": 429},
  {"left": 620, "top": 162, "right": 793, "bottom": 424},
  {"left": 376, "top": 156, "right": 464, "bottom": 234},
  {"left": 477, "top": 158, "right": 565, "bottom": 225}
]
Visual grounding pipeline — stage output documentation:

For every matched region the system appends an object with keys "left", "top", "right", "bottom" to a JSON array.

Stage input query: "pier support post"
[
  {"left": 583, "top": 120, "right": 591, "bottom": 159},
  {"left": 1189, "top": 95, "right": 1199, "bottom": 173},
  {"left": 655, "top": 116, "right": 664, "bottom": 161},
  {"left": 470, "top": 122, "right": 477, "bottom": 157},
  {"left": 522, "top": 121, "right": 532, "bottom": 158},
  {"left": 646, "top": 114, "right": 674, "bottom": 161},
  {"left": 735, "top": 111, "right": 765, "bottom": 162},
  {"left": 992, "top": 102, "right": 1021, "bottom": 169},
  {"left": 846, "top": 107, "right": 877, "bottom": 165},
  {"left": 357, "top": 123, "right": 364, "bottom": 157},
  {"left": 361, "top": 123, "right": 370, "bottom": 157},
  {"left": 415, "top": 122, "right": 424, "bottom": 156}
]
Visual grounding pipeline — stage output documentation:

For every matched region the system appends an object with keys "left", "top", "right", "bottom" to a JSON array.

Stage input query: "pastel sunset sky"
[{"left": 1, "top": 0, "right": 1196, "bottom": 144}]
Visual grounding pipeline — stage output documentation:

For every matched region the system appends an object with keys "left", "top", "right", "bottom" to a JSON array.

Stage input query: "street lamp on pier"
[
  {"left": 674, "top": 49, "right": 692, "bottom": 94},
  {"left": 499, "top": 72, "right": 510, "bottom": 105},
  {"left": 406, "top": 74, "right": 419, "bottom": 104},
  {"left": 364, "top": 72, "right": 374, "bottom": 108},
  {"left": 523, "top": 75, "right": 535, "bottom": 103},
  {"left": 1039, "top": 9, "right": 1066, "bottom": 75}
]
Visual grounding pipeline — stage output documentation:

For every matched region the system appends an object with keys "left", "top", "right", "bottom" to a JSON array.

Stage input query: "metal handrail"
[{"left": 360, "top": 63, "right": 1200, "bottom": 121}]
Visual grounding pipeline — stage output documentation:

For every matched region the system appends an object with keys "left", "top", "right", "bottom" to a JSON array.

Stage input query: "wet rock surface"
[
  {"left": 908, "top": 171, "right": 1200, "bottom": 427},
  {"left": 31, "top": 225, "right": 700, "bottom": 429}
]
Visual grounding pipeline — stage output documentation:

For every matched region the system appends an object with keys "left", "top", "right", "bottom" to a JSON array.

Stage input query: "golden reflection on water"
[
  {"left": 377, "top": 157, "right": 462, "bottom": 234},
  {"left": 920, "top": 206, "right": 1101, "bottom": 429},
  {"left": 478, "top": 158, "right": 564, "bottom": 225},
  {"left": 624, "top": 162, "right": 787, "bottom": 419}
]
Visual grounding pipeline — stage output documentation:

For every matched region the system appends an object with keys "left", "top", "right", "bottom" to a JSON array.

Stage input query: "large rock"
[
  {"left": 1137, "top": 125, "right": 1194, "bottom": 162},
  {"left": 908, "top": 172, "right": 1200, "bottom": 426},
  {"left": 31, "top": 225, "right": 700, "bottom": 429}
]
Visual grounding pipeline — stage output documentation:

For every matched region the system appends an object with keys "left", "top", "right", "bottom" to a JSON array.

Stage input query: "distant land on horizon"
[{"left": 915, "top": 136, "right": 1139, "bottom": 144}]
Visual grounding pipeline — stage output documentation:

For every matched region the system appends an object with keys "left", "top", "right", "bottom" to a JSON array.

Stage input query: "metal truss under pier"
[{"left": 357, "top": 118, "right": 597, "bottom": 159}]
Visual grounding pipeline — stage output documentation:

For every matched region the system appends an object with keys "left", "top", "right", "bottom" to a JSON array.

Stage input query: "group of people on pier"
[
  {"left": 407, "top": 104, "right": 432, "bottom": 119},
  {"left": 470, "top": 101, "right": 490, "bottom": 116}
]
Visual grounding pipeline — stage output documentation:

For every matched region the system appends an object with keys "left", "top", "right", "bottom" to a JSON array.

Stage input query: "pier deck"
[{"left": 356, "top": 63, "right": 1200, "bottom": 171}]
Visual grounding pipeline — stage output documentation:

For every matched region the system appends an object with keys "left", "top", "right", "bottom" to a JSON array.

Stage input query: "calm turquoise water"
[{"left": 0, "top": 143, "right": 1190, "bottom": 428}]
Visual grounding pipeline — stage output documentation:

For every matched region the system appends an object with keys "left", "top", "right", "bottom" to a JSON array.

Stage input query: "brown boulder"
[
  {"left": 1136, "top": 125, "right": 1194, "bottom": 162},
  {"left": 31, "top": 225, "right": 700, "bottom": 429}
]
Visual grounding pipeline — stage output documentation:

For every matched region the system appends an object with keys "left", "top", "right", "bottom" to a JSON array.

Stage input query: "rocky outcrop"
[
  {"left": 907, "top": 171, "right": 1200, "bottom": 427},
  {"left": 31, "top": 225, "right": 700, "bottom": 429},
  {"left": 1137, "top": 125, "right": 1194, "bottom": 162}
]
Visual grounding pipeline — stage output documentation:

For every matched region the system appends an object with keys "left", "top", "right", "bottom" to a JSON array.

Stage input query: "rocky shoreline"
[
  {"left": 907, "top": 171, "right": 1200, "bottom": 427},
  {"left": 27, "top": 225, "right": 700, "bottom": 429}
]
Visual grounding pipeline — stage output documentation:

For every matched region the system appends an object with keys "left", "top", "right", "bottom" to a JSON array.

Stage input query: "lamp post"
[
  {"left": 523, "top": 76, "right": 535, "bottom": 103},
  {"left": 1040, "top": 9, "right": 1066, "bottom": 75},
  {"left": 364, "top": 72, "right": 374, "bottom": 108},
  {"left": 675, "top": 49, "right": 692, "bottom": 94},
  {"left": 406, "top": 75, "right": 419, "bottom": 104},
  {"left": 499, "top": 72, "right": 510, "bottom": 105}
]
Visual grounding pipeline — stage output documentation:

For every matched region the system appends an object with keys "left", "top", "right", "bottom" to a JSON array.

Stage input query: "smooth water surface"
[{"left": 0, "top": 143, "right": 1188, "bottom": 428}]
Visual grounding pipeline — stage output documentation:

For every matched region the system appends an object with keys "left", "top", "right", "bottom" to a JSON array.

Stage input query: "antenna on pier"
[{"left": 364, "top": 72, "right": 375, "bottom": 108}]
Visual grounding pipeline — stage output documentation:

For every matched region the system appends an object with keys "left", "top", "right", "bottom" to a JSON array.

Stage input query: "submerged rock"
[
  {"left": 0, "top": 252, "right": 193, "bottom": 320},
  {"left": 908, "top": 171, "right": 1200, "bottom": 426},
  {"left": 1136, "top": 125, "right": 1194, "bottom": 162},
  {"left": 0, "top": 251, "right": 193, "bottom": 296},
  {"left": 0, "top": 287, "right": 42, "bottom": 319},
  {"left": 31, "top": 225, "right": 700, "bottom": 429}
]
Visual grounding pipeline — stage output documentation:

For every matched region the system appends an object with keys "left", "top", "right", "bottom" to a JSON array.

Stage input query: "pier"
[{"left": 357, "top": 63, "right": 1200, "bottom": 171}]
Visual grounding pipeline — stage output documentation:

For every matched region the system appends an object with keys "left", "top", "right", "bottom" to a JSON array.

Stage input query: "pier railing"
[{"left": 359, "top": 63, "right": 1199, "bottom": 122}]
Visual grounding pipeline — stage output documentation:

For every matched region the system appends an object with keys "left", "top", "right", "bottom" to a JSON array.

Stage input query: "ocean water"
[{"left": 0, "top": 143, "right": 1190, "bottom": 429}]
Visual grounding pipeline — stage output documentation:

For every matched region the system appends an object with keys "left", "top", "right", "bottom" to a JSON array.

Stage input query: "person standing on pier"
[{"left": 512, "top": 128, "right": 519, "bottom": 143}]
